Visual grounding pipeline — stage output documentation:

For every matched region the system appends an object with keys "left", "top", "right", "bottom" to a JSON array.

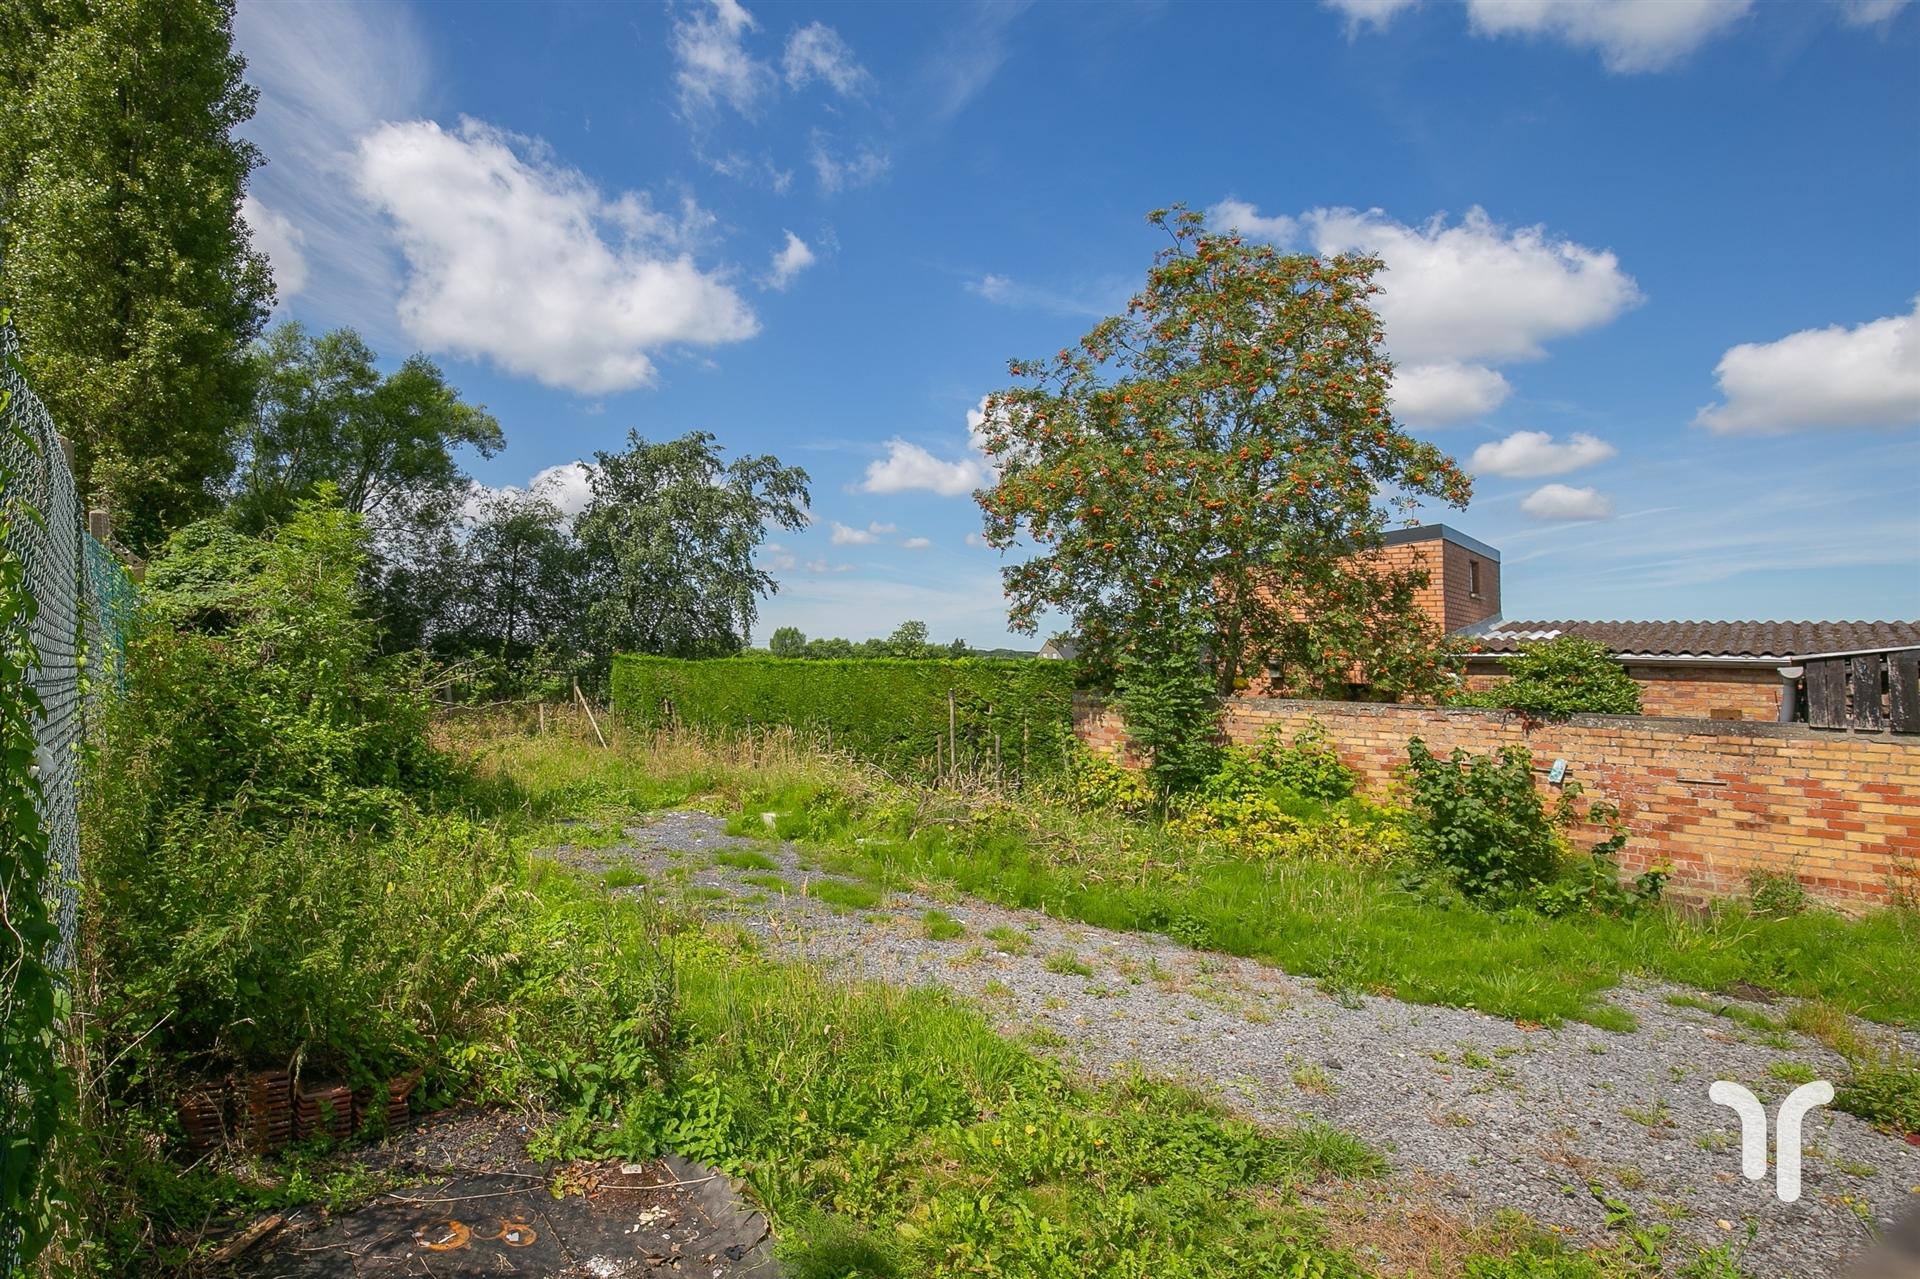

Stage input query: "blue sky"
[{"left": 233, "top": 0, "right": 1920, "bottom": 647}]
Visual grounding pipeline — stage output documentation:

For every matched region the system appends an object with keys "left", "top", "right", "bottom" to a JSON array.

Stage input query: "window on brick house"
[{"left": 1468, "top": 559, "right": 1482, "bottom": 598}]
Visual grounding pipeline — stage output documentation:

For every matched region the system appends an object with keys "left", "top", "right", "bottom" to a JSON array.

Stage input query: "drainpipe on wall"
[{"left": 1776, "top": 666, "right": 1804, "bottom": 724}]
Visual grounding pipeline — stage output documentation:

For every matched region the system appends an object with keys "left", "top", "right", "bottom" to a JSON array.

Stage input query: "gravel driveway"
[{"left": 551, "top": 810, "right": 1920, "bottom": 1278}]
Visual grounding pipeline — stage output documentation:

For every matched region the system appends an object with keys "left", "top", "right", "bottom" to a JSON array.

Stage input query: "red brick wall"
[
  {"left": 1073, "top": 694, "right": 1919, "bottom": 910},
  {"left": 1370, "top": 537, "right": 1500, "bottom": 633},
  {"left": 1465, "top": 662, "right": 1785, "bottom": 721},
  {"left": 1622, "top": 667, "right": 1782, "bottom": 721}
]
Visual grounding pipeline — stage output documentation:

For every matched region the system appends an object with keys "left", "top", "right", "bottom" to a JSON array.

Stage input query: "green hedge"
[{"left": 610, "top": 654, "right": 1076, "bottom": 776}]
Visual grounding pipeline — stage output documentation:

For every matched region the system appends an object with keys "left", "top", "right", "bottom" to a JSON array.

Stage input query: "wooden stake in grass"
[
  {"left": 948, "top": 687, "right": 957, "bottom": 779},
  {"left": 574, "top": 680, "right": 609, "bottom": 749}
]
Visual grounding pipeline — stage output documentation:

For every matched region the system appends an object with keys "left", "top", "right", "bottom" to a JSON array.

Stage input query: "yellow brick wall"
[{"left": 1073, "top": 694, "right": 1919, "bottom": 910}]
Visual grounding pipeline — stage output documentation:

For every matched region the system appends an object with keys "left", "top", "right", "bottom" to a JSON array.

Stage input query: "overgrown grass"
[
  {"left": 76, "top": 707, "right": 1792, "bottom": 1276},
  {"left": 652, "top": 924, "right": 1381, "bottom": 1278},
  {"left": 723, "top": 779, "right": 1920, "bottom": 1034}
]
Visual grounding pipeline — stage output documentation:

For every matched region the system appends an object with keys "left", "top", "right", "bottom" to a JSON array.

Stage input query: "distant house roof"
[
  {"left": 1380, "top": 523, "right": 1501, "bottom": 562},
  {"left": 1465, "top": 619, "right": 1920, "bottom": 661},
  {"left": 1038, "top": 638, "right": 1080, "bottom": 660}
]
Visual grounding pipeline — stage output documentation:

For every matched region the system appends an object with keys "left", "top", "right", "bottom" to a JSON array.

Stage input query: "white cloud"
[
  {"left": 965, "top": 273, "right": 1122, "bottom": 319},
  {"left": 465, "top": 460, "right": 595, "bottom": 523},
  {"left": 1324, "top": 0, "right": 1422, "bottom": 32},
  {"left": 1464, "top": 0, "right": 1751, "bottom": 73},
  {"left": 1205, "top": 198, "right": 1297, "bottom": 242},
  {"left": 1840, "top": 0, "right": 1910, "bottom": 26},
  {"left": 763, "top": 231, "right": 816, "bottom": 290},
  {"left": 783, "top": 22, "right": 873, "bottom": 96},
  {"left": 918, "top": 1, "right": 1028, "bottom": 123},
  {"left": 233, "top": 0, "right": 431, "bottom": 332},
  {"left": 527, "top": 461, "right": 595, "bottom": 517},
  {"left": 1300, "top": 206, "right": 1643, "bottom": 366},
  {"left": 861, "top": 441, "right": 988, "bottom": 497},
  {"left": 829, "top": 520, "right": 895, "bottom": 545},
  {"left": 242, "top": 195, "right": 309, "bottom": 299},
  {"left": 809, "top": 132, "right": 890, "bottom": 193},
  {"left": 673, "top": 0, "right": 775, "bottom": 116},
  {"left": 1208, "top": 203, "right": 1640, "bottom": 423},
  {"left": 356, "top": 119, "right": 758, "bottom": 395},
  {"left": 801, "top": 557, "right": 853, "bottom": 574},
  {"left": 964, "top": 532, "right": 989, "bottom": 548},
  {"left": 1695, "top": 300, "right": 1920, "bottom": 436},
  {"left": 901, "top": 536, "right": 932, "bottom": 550},
  {"left": 1470, "top": 430, "right": 1617, "bottom": 477},
  {"left": 760, "top": 541, "right": 798, "bottom": 571},
  {"left": 861, "top": 397, "right": 1007, "bottom": 498},
  {"left": 1521, "top": 482, "right": 1614, "bottom": 520},
  {"left": 1390, "top": 361, "right": 1511, "bottom": 425}
]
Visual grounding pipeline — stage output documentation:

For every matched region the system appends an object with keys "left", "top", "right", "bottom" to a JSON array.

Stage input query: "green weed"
[{"left": 921, "top": 909, "right": 965, "bottom": 941}]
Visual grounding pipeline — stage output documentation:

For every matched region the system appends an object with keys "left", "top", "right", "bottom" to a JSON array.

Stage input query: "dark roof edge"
[{"left": 1380, "top": 523, "right": 1501, "bottom": 563}]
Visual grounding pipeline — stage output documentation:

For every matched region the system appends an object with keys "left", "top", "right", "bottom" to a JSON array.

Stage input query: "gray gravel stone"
[{"left": 552, "top": 810, "right": 1920, "bottom": 1279}]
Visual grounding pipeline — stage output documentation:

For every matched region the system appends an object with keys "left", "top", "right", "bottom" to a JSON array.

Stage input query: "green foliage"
[
  {"left": 1746, "top": 869, "right": 1809, "bottom": 918},
  {"left": 974, "top": 205, "right": 1468, "bottom": 700},
  {"left": 1062, "top": 747, "right": 1154, "bottom": 818},
  {"left": 1458, "top": 636, "right": 1642, "bottom": 717},
  {"left": 0, "top": 0, "right": 272, "bottom": 549},
  {"left": 436, "top": 489, "right": 584, "bottom": 668},
  {"left": 1113, "top": 624, "right": 1221, "bottom": 794},
  {"left": 1404, "top": 739, "right": 1567, "bottom": 901},
  {"left": 732, "top": 765, "right": 1920, "bottom": 1033},
  {"left": 921, "top": 910, "right": 965, "bottom": 940},
  {"left": 763, "top": 619, "right": 974, "bottom": 660},
  {"left": 611, "top": 654, "right": 1075, "bottom": 778},
  {"left": 1201, "top": 724, "right": 1355, "bottom": 804},
  {"left": 0, "top": 413, "right": 74, "bottom": 1270},
  {"left": 231, "top": 323, "right": 505, "bottom": 536},
  {"left": 1835, "top": 1051, "right": 1920, "bottom": 1136},
  {"left": 107, "top": 493, "right": 443, "bottom": 831},
  {"left": 576, "top": 430, "right": 809, "bottom": 667},
  {"left": 1405, "top": 738, "right": 1660, "bottom": 916},
  {"left": 647, "top": 946, "right": 1379, "bottom": 1279}
]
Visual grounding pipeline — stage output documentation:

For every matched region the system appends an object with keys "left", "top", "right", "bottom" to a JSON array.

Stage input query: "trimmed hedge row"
[{"left": 610, "top": 654, "right": 1077, "bottom": 776}]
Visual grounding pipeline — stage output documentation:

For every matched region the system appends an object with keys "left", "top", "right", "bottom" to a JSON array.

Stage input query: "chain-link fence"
[{"left": 1, "top": 321, "right": 135, "bottom": 1272}]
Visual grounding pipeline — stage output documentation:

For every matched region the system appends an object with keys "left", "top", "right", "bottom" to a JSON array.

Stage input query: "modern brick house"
[{"left": 1369, "top": 525, "right": 1920, "bottom": 723}]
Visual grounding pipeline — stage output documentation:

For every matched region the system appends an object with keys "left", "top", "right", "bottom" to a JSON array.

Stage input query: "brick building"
[{"left": 1352, "top": 525, "right": 1920, "bottom": 723}]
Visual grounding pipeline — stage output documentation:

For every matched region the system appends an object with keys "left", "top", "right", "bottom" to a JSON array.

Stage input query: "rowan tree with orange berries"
[{"left": 974, "top": 207, "right": 1471, "bottom": 778}]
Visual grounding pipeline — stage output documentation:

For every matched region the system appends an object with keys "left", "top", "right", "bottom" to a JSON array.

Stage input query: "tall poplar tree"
[{"left": 0, "top": 0, "right": 273, "bottom": 549}]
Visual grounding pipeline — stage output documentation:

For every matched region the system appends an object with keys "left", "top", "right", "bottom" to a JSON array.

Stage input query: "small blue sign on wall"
[{"left": 1547, "top": 759, "right": 1568, "bottom": 785}]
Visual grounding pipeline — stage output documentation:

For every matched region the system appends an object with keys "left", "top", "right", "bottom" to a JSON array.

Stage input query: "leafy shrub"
[
  {"left": 1404, "top": 739, "right": 1567, "bottom": 900},
  {"left": 1405, "top": 739, "right": 1653, "bottom": 912},
  {"left": 1062, "top": 746, "right": 1154, "bottom": 817},
  {"left": 1167, "top": 793, "right": 1303, "bottom": 859},
  {"left": 1168, "top": 796, "right": 1410, "bottom": 866},
  {"left": 107, "top": 494, "right": 444, "bottom": 835},
  {"left": 1200, "top": 724, "right": 1356, "bottom": 805},
  {"left": 1261, "top": 723, "right": 1356, "bottom": 801},
  {"left": 1113, "top": 623, "right": 1222, "bottom": 796},
  {"left": 1747, "top": 869, "right": 1809, "bottom": 918},
  {"left": 1458, "top": 636, "right": 1642, "bottom": 716},
  {"left": 1531, "top": 849, "right": 1669, "bottom": 920},
  {"left": 1835, "top": 1050, "right": 1920, "bottom": 1136},
  {"left": 611, "top": 653, "right": 1074, "bottom": 778}
]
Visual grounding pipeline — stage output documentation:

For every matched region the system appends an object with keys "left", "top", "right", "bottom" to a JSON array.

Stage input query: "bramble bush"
[
  {"left": 1404, "top": 737, "right": 1662, "bottom": 916},
  {"left": 1457, "top": 635, "right": 1642, "bottom": 717}
]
